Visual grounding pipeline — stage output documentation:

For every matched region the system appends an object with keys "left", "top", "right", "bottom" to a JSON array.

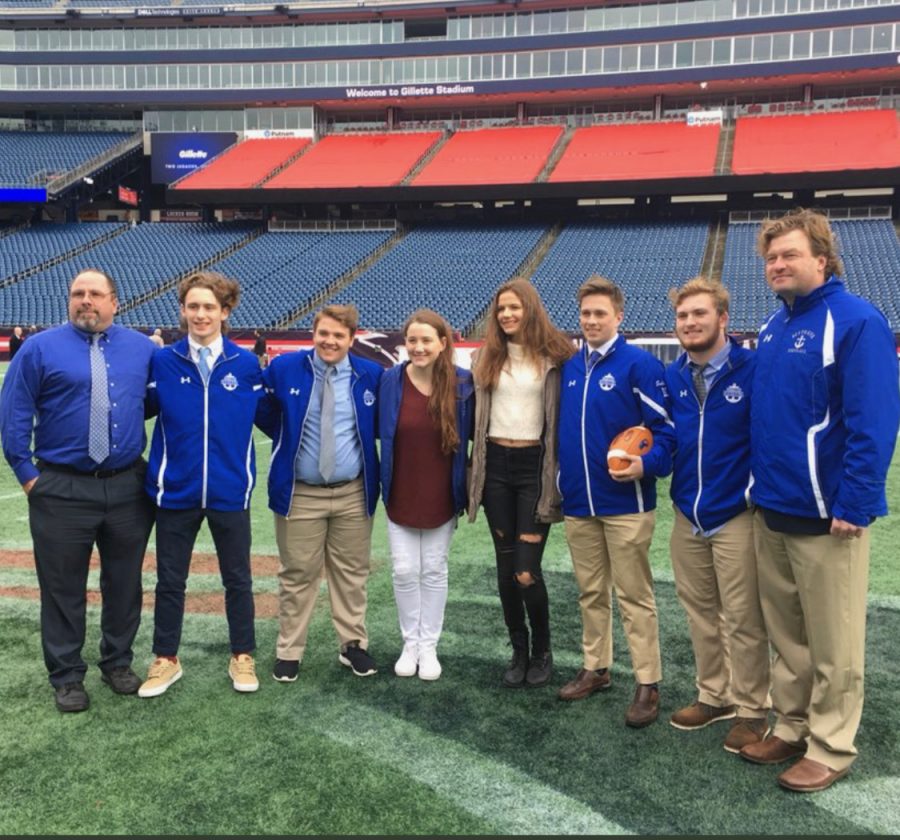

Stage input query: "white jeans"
[{"left": 386, "top": 516, "right": 455, "bottom": 648}]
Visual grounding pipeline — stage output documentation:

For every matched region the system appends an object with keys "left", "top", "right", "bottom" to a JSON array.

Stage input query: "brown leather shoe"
[
  {"left": 777, "top": 758, "right": 849, "bottom": 792},
  {"left": 740, "top": 735, "right": 805, "bottom": 765},
  {"left": 724, "top": 717, "right": 769, "bottom": 754},
  {"left": 625, "top": 684, "right": 659, "bottom": 728},
  {"left": 558, "top": 668, "right": 611, "bottom": 701},
  {"left": 670, "top": 701, "right": 736, "bottom": 730}
]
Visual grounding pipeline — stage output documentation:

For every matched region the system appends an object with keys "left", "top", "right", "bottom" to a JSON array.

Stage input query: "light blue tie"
[
  {"left": 318, "top": 365, "right": 336, "bottom": 483},
  {"left": 88, "top": 333, "right": 110, "bottom": 464},
  {"left": 198, "top": 346, "right": 212, "bottom": 385}
]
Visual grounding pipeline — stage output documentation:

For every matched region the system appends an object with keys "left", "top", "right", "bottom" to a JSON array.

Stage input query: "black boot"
[
  {"left": 525, "top": 649, "right": 553, "bottom": 687},
  {"left": 502, "top": 632, "right": 529, "bottom": 688}
]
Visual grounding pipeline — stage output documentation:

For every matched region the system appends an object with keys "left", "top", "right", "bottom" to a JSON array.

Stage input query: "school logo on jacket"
[
  {"left": 724, "top": 383, "right": 744, "bottom": 404},
  {"left": 599, "top": 373, "right": 616, "bottom": 392},
  {"left": 790, "top": 329, "right": 815, "bottom": 352},
  {"left": 363, "top": 389, "right": 376, "bottom": 406},
  {"left": 221, "top": 372, "right": 238, "bottom": 392}
]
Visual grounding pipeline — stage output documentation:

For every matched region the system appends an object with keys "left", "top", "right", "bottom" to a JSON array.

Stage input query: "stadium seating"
[
  {"left": 125, "top": 229, "right": 394, "bottom": 329},
  {"left": 0, "top": 131, "right": 133, "bottom": 187},
  {"left": 173, "top": 138, "right": 310, "bottom": 190},
  {"left": 0, "top": 223, "right": 256, "bottom": 327},
  {"left": 295, "top": 224, "right": 548, "bottom": 332},
  {"left": 264, "top": 132, "right": 442, "bottom": 189},
  {"left": 731, "top": 110, "right": 900, "bottom": 175},
  {"left": 411, "top": 126, "right": 563, "bottom": 186},
  {"left": 548, "top": 122, "right": 720, "bottom": 182},
  {"left": 0, "top": 223, "right": 126, "bottom": 285},
  {"left": 720, "top": 218, "right": 900, "bottom": 332},
  {"left": 532, "top": 220, "right": 710, "bottom": 332}
]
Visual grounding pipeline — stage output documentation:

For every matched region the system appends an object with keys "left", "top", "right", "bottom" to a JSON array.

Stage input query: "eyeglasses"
[{"left": 70, "top": 290, "right": 114, "bottom": 301}]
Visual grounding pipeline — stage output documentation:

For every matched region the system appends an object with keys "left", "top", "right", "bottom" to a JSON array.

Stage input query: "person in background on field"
[
  {"left": 379, "top": 309, "right": 474, "bottom": 681},
  {"left": 138, "top": 271, "right": 268, "bottom": 699},
  {"left": 8, "top": 326, "right": 25, "bottom": 360},
  {"left": 664, "top": 277, "right": 770, "bottom": 752},
  {"left": 556, "top": 276, "right": 674, "bottom": 729},
  {"left": 253, "top": 330, "right": 268, "bottom": 368},
  {"left": 468, "top": 278, "right": 573, "bottom": 689},
  {"left": 742, "top": 208, "right": 900, "bottom": 792},
  {"left": 0, "top": 269, "right": 155, "bottom": 713},
  {"left": 263, "top": 304, "right": 383, "bottom": 682},
  {"left": 149, "top": 328, "right": 165, "bottom": 348}
]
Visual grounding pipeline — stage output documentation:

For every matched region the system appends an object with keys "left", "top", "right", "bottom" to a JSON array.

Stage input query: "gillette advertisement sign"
[{"left": 151, "top": 132, "right": 237, "bottom": 184}]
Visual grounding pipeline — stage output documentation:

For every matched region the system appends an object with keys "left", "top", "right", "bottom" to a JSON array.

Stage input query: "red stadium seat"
[
  {"left": 411, "top": 125, "right": 563, "bottom": 186},
  {"left": 173, "top": 138, "right": 311, "bottom": 189},
  {"left": 264, "top": 132, "right": 442, "bottom": 188},
  {"left": 548, "top": 122, "right": 720, "bottom": 182},
  {"left": 732, "top": 109, "right": 900, "bottom": 175}
]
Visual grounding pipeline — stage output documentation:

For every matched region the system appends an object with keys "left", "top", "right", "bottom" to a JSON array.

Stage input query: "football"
[{"left": 607, "top": 426, "right": 654, "bottom": 471}]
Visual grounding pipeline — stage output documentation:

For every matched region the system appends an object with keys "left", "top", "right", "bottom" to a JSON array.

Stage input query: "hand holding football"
[{"left": 607, "top": 426, "right": 654, "bottom": 472}]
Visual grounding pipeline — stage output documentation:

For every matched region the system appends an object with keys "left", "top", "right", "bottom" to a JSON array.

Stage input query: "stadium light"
[{"left": 83, "top": 176, "right": 94, "bottom": 185}]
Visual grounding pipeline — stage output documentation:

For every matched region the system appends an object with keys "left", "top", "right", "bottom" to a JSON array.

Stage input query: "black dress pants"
[{"left": 28, "top": 462, "right": 153, "bottom": 688}]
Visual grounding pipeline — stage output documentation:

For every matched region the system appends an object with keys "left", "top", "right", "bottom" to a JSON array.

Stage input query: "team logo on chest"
[
  {"left": 599, "top": 373, "right": 616, "bottom": 392},
  {"left": 221, "top": 373, "right": 238, "bottom": 392},
  {"left": 363, "top": 389, "right": 376, "bottom": 406},
  {"left": 790, "top": 329, "right": 815, "bottom": 352},
  {"left": 723, "top": 383, "right": 744, "bottom": 404}
]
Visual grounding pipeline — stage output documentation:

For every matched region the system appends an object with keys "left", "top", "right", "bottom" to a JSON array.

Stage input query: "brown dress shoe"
[
  {"left": 670, "top": 701, "right": 736, "bottom": 730},
  {"left": 778, "top": 758, "right": 849, "bottom": 792},
  {"left": 625, "top": 684, "right": 659, "bottom": 728},
  {"left": 740, "top": 735, "right": 805, "bottom": 765},
  {"left": 558, "top": 668, "right": 611, "bottom": 701},
  {"left": 724, "top": 717, "right": 769, "bottom": 754}
]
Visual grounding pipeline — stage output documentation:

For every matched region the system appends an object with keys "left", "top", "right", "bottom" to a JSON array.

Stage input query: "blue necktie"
[
  {"left": 198, "top": 346, "right": 212, "bottom": 385},
  {"left": 88, "top": 333, "right": 110, "bottom": 464},
  {"left": 318, "top": 366, "right": 336, "bottom": 483},
  {"left": 588, "top": 350, "right": 601, "bottom": 368}
]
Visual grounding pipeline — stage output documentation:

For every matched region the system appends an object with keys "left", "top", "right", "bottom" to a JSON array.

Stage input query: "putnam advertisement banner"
[{"left": 150, "top": 131, "right": 237, "bottom": 184}]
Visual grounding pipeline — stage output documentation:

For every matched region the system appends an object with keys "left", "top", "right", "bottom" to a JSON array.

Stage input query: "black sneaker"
[
  {"left": 502, "top": 648, "right": 529, "bottom": 688},
  {"left": 101, "top": 666, "right": 141, "bottom": 695},
  {"left": 339, "top": 643, "right": 377, "bottom": 677},
  {"left": 55, "top": 681, "right": 90, "bottom": 713},
  {"left": 525, "top": 651, "right": 553, "bottom": 687},
  {"left": 272, "top": 659, "right": 299, "bottom": 682}
]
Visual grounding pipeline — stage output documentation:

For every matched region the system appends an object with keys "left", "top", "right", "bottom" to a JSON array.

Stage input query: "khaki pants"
[
  {"left": 753, "top": 510, "right": 869, "bottom": 771},
  {"left": 274, "top": 479, "right": 373, "bottom": 661},
  {"left": 564, "top": 512, "right": 661, "bottom": 684},
  {"left": 670, "top": 508, "right": 770, "bottom": 718}
]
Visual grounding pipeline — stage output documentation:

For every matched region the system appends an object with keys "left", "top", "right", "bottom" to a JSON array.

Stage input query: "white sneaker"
[
  {"left": 394, "top": 643, "right": 418, "bottom": 677},
  {"left": 417, "top": 645, "right": 442, "bottom": 681}
]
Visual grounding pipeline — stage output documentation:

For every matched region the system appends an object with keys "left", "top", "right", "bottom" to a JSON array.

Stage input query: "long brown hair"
[
  {"left": 474, "top": 277, "right": 573, "bottom": 390},
  {"left": 403, "top": 309, "right": 460, "bottom": 454}
]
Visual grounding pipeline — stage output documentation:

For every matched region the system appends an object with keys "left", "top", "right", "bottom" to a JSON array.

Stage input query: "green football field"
[{"left": 1, "top": 360, "right": 898, "bottom": 835}]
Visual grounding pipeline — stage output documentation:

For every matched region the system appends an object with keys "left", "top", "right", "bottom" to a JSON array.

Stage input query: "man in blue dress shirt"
[{"left": 0, "top": 268, "right": 155, "bottom": 713}]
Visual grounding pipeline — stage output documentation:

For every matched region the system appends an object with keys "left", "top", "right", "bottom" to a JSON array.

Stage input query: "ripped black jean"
[{"left": 482, "top": 441, "right": 551, "bottom": 654}]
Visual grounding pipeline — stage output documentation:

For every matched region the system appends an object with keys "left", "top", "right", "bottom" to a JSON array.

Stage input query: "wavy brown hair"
[
  {"left": 404, "top": 309, "right": 460, "bottom": 454},
  {"left": 757, "top": 208, "right": 844, "bottom": 278},
  {"left": 474, "top": 277, "right": 573, "bottom": 390}
]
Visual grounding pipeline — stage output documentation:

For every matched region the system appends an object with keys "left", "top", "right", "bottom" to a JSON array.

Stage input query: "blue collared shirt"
[
  {"left": 0, "top": 322, "right": 155, "bottom": 484},
  {"left": 295, "top": 352, "right": 363, "bottom": 484}
]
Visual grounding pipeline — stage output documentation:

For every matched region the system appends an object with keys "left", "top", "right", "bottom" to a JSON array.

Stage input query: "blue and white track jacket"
[
  {"left": 665, "top": 338, "right": 755, "bottom": 532},
  {"left": 146, "top": 337, "right": 266, "bottom": 511},
  {"left": 751, "top": 278, "right": 900, "bottom": 526},
  {"left": 558, "top": 337, "right": 675, "bottom": 517},
  {"left": 262, "top": 349, "right": 382, "bottom": 518}
]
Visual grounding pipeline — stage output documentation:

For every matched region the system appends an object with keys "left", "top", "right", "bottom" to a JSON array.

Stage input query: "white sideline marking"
[
  {"left": 815, "top": 776, "right": 900, "bottom": 834},
  {"left": 0, "top": 492, "right": 25, "bottom": 501},
  {"left": 305, "top": 699, "right": 634, "bottom": 836}
]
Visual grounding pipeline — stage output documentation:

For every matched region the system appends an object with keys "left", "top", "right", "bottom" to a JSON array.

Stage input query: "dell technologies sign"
[{"left": 151, "top": 132, "right": 237, "bottom": 184}]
